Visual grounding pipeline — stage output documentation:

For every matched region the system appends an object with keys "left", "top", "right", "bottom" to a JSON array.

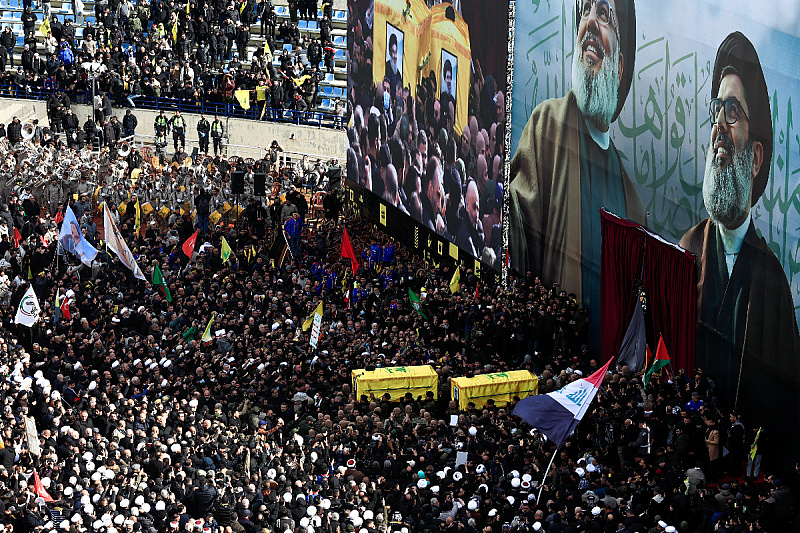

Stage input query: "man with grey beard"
[
  {"left": 508, "top": 0, "right": 643, "bottom": 350},
  {"left": 680, "top": 32, "right": 799, "bottom": 461}
]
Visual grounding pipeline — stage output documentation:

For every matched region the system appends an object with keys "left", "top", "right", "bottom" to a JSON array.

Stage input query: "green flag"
[
  {"left": 408, "top": 288, "right": 428, "bottom": 319},
  {"left": 152, "top": 263, "right": 172, "bottom": 302},
  {"left": 644, "top": 335, "right": 670, "bottom": 387}
]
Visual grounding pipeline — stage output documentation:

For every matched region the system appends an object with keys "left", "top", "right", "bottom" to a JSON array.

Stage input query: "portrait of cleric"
[
  {"left": 679, "top": 32, "right": 800, "bottom": 421},
  {"left": 384, "top": 24, "right": 404, "bottom": 101},
  {"left": 508, "top": 0, "right": 644, "bottom": 344}
]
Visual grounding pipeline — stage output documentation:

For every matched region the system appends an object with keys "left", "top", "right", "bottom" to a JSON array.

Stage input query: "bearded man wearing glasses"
[{"left": 680, "top": 33, "right": 799, "bottom": 445}]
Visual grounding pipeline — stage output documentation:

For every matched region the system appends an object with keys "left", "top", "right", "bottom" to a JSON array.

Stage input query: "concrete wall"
[{"left": 0, "top": 97, "right": 347, "bottom": 161}]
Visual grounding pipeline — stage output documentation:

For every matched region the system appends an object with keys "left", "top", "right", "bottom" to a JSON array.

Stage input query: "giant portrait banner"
[{"left": 508, "top": 0, "right": 800, "bottom": 464}]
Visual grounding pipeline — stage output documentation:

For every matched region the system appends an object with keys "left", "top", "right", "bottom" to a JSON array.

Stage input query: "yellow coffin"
[
  {"left": 451, "top": 370, "right": 538, "bottom": 411},
  {"left": 352, "top": 365, "right": 438, "bottom": 402}
]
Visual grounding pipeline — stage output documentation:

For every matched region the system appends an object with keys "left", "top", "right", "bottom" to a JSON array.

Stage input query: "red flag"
[
  {"left": 340, "top": 228, "right": 359, "bottom": 274},
  {"left": 60, "top": 298, "right": 70, "bottom": 321},
  {"left": 182, "top": 230, "right": 198, "bottom": 258},
  {"left": 32, "top": 470, "right": 54, "bottom": 502},
  {"left": 12, "top": 227, "right": 21, "bottom": 248},
  {"left": 54, "top": 210, "right": 64, "bottom": 225},
  {"left": 474, "top": 283, "right": 479, "bottom": 300}
]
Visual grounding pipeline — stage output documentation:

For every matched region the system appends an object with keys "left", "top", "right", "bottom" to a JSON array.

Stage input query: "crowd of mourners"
[
  {"left": 0, "top": 0, "right": 346, "bottom": 118},
  {"left": 0, "top": 173, "right": 795, "bottom": 533}
]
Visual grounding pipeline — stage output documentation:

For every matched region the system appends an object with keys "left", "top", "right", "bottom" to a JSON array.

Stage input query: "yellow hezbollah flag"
[
  {"left": 302, "top": 302, "right": 323, "bottom": 332},
  {"left": 292, "top": 75, "right": 311, "bottom": 87},
  {"left": 209, "top": 210, "right": 222, "bottom": 225},
  {"left": 186, "top": 0, "right": 190, "bottom": 13},
  {"left": 201, "top": 314, "right": 215, "bottom": 343},
  {"left": 171, "top": 21, "right": 178, "bottom": 43},
  {"left": 263, "top": 40, "right": 272, "bottom": 61},
  {"left": 134, "top": 200, "right": 141, "bottom": 233},
  {"left": 234, "top": 90, "right": 250, "bottom": 110},
  {"left": 158, "top": 206, "right": 171, "bottom": 218},
  {"left": 449, "top": 267, "right": 460, "bottom": 294},
  {"left": 221, "top": 237, "right": 233, "bottom": 263},
  {"left": 141, "top": 202, "right": 154, "bottom": 215},
  {"left": 38, "top": 17, "right": 50, "bottom": 37}
]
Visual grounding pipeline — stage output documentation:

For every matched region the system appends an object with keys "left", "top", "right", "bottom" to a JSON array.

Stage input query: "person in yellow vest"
[{"left": 169, "top": 110, "right": 186, "bottom": 152}]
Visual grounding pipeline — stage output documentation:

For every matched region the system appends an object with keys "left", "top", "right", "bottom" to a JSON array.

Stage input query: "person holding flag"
[
  {"left": 513, "top": 357, "right": 614, "bottom": 500},
  {"left": 449, "top": 266, "right": 461, "bottom": 294}
]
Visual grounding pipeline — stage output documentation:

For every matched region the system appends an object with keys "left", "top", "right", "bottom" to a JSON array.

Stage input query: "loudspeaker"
[
  {"left": 231, "top": 171, "right": 245, "bottom": 194},
  {"left": 254, "top": 173, "right": 267, "bottom": 196},
  {"left": 327, "top": 165, "right": 342, "bottom": 190}
]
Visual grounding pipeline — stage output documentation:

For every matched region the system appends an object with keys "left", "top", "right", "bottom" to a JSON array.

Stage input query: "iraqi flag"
[{"left": 513, "top": 358, "right": 613, "bottom": 448}]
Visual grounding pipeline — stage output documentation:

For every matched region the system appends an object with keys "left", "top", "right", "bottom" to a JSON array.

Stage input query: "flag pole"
[{"left": 536, "top": 450, "right": 558, "bottom": 503}]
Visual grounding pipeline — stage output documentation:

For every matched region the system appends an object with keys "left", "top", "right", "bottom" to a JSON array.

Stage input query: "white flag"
[
  {"left": 14, "top": 286, "right": 40, "bottom": 327},
  {"left": 104, "top": 204, "right": 146, "bottom": 280},
  {"left": 58, "top": 205, "right": 98, "bottom": 266}
]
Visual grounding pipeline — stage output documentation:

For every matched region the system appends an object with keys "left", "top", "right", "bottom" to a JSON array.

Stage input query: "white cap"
[
  {"left": 592, "top": 506, "right": 601, "bottom": 516},
  {"left": 533, "top": 522, "right": 542, "bottom": 531},
  {"left": 665, "top": 527, "right": 677, "bottom": 533},
  {"left": 576, "top": 467, "right": 585, "bottom": 477}
]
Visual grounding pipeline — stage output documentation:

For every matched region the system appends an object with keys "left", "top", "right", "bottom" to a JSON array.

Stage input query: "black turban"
[{"left": 712, "top": 31, "right": 772, "bottom": 205}]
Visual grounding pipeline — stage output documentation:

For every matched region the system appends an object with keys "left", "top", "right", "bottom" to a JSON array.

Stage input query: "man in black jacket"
[
  {"left": 197, "top": 114, "right": 210, "bottom": 154},
  {"left": 6, "top": 118, "right": 21, "bottom": 146},
  {"left": 1, "top": 26, "right": 15, "bottom": 68},
  {"left": 122, "top": 109, "right": 137, "bottom": 137},
  {"left": 63, "top": 108, "right": 80, "bottom": 147}
]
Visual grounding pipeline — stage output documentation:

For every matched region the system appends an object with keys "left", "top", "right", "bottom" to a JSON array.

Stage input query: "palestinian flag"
[{"left": 644, "top": 335, "right": 670, "bottom": 387}]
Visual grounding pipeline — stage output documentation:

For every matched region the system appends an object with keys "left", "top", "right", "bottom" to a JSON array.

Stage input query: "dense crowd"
[
  {"left": 346, "top": 1, "right": 505, "bottom": 270},
  {"left": 0, "top": 0, "right": 346, "bottom": 117},
  {"left": 0, "top": 169, "right": 796, "bottom": 533}
]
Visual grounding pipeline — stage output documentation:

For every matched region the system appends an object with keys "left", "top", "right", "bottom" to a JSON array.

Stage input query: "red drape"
[
  {"left": 460, "top": 2, "right": 508, "bottom": 89},
  {"left": 600, "top": 210, "right": 697, "bottom": 373}
]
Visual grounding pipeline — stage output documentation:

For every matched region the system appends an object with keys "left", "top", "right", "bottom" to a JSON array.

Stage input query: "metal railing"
[
  {"left": 0, "top": 84, "right": 346, "bottom": 130},
  {"left": 131, "top": 133, "right": 339, "bottom": 167}
]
